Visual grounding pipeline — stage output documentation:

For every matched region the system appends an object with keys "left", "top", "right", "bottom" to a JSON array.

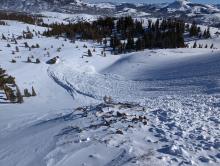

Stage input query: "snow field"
[{"left": 0, "top": 19, "right": 220, "bottom": 166}]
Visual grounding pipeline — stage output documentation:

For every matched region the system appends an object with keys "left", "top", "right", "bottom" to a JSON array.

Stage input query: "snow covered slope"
[
  {"left": 40, "top": 12, "right": 99, "bottom": 24},
  {"left": 0, "top": 0, "right": 115, "bottom": 14},
  {"left": 166, "top": 0, "right": 191, "bottom": 12},
  {"left": 0, "top": 0, "right": 85, "bottom": 12},
  {"left": 165, "top": 0, "right": 218, "bottom": 12},
  {"left": 0, "top": 19, "right": 220, "bottom": 166}
]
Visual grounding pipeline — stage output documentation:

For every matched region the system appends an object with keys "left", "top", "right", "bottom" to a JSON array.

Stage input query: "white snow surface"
[
  {"left": 0, "top": 20, "right": 220, "bottom": 166},
  {"left": 40, "top": 12, "right": 99, "bottom": 24}
]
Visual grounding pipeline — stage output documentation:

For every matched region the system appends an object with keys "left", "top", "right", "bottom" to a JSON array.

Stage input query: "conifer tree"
[
  {"left": 24, "top": 42, "right": 29, "bottom": 48},
  {"left": 206, "top": 27, "right": 211, "bottom": 38},
  {"left": 203, "top": 29, "right": 207, "bottom": 38},
  {"left": 36, "top": 58, "right": 40, "bottom": 64},
  {"left": 126, "top": 37, "right": 134, "bottom": 51},
  {"left": 24, "top": 89, "right": 31, "bottom": 97},
  {"left": 190, "top": 21, "right": 199, "bottom": 37},
  {"left": 88, "top": 49, "right": 92, "bottom": 57},
  {"left": 27, "top": 57, "right": 31, "bottom": 63},
  {"left": 31, "top": 86, "right": 36, "bottom": 96},
  {"left": 135, "top": 38, "right": 142, "bottom": 51},
  {"left": 16, "top": 86, "right": 23, "bottom": 103},
  {"left": 15, "top": 46, "right": 19, "bottom": 52},
  {"left": 193, "top": 41, "right": 197, "bottom": 48},
  {"left": 11, "top": 59, "right": 16, "bottom": 63},
  {"left": 2, "top": 34, "right": 6, "bottom": 40}
]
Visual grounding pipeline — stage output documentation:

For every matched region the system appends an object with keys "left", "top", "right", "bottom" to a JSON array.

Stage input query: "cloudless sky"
[{"left": 87, "top": 0, "right": 220, "bottom": 4}]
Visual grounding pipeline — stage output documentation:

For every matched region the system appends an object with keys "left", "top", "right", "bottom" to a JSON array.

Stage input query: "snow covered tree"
[
  {"left": 103, "top": 39, "right": 107, "bottom": 47},
  {"left": 4, "top": 85, "right": 16, "bottom": 102}
]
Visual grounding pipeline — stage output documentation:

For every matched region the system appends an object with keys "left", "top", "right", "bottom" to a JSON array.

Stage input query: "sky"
[{"left": 87, "top": 0, "right": 220, "bottom": 4}]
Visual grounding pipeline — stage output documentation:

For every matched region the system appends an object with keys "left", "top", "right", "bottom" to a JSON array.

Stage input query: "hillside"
[{"left": 0, "top": 14, "right": 219, "bottom": 166}]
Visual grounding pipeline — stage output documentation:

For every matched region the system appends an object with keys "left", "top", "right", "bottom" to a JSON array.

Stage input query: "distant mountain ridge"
[
  {"left": 0, "top": 0, "right": 220, "bottom": 27},
  {"left": 0, "top": 0, "right": 219, "bottom": 14},
  {"left": 0, "top": 0, "right": 87, "bottom": 12},
  {"left": 164, "top": 0, "right": 219, "bottom": 13},
  {"left": 0, "top": 0, "right": 119, "bottom": 15}
]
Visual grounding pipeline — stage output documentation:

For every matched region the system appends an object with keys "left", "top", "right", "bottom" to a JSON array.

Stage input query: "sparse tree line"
[
  {"left": 2, "top": 26, "right": 41, "bottom": 42},
  {"left": 191, "top": 42, "right": 214, "bottom": 49},
  {"left": 1, "top": 24, "right": 42, "bottom": 63},
  {"left": 11, "top": 56, "right": 40, "bottom": 64},
  {"left": 0, "top": 20, "right": 7, "bottom": 25},
  {"left": 186, "top": 21, "right": 211, "bottom": 39},
  {"left": 0, "top": 11, "right": 43, "bottom": 25},
  {"left": 43, "top": 17, "right": 114, "bottom": 43},
  {"left": 0, "top": 67, "right": 37, "bottom": 103},
  {"left": 1, "top": 27, "right": 64, "bottom": 65},
  {"left": 1, "top": 31, "right": 41, "bottom": 64},
  {"left": 43, "top": 17, "right": 212, "bottom": 55}
]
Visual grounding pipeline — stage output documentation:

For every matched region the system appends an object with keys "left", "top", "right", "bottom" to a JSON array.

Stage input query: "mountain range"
[{"left": 0, "top": 0, "right": 220, "bottom": 26}]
